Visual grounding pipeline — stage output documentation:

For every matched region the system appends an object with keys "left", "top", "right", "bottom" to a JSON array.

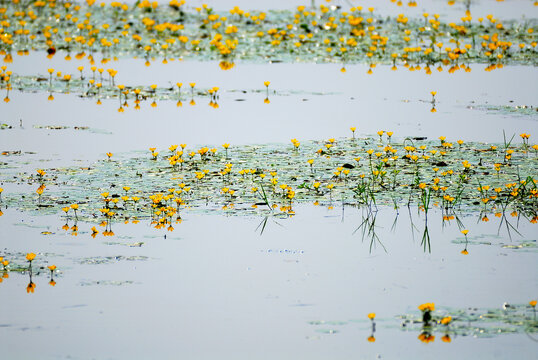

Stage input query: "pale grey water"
[
  {"left": 2, "top": 56, "right": 537, "bottom": 167},
  {"left": 1, "top": 1, "right": 538, "bottom": 358},
  {"left": 1, "top": 205, "right": 537, "bottom": 359}
]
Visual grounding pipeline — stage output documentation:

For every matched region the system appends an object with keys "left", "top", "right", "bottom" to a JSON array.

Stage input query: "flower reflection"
[
  {"left": 27, "top": 265, "right": 35, "bottom": 294},
  {"left": 418, "top": 331, "right": 435, "bottom": 343},
  {"left": 461, "top": 238, "right": 469, "bottom": 255},
  {"left": 219, "top": 61, "right": 235, "bottom": 70}
]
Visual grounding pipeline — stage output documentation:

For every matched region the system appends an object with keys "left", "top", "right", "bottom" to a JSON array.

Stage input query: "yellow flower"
[
  {"left": 367, "top": 313, "right": 376, "bottom": 320},
  {"left": 418, "top": 302, "right": 435, "bottom": 312},
  {"left": 440, "top": 316, "right": 452, "bottom": 325},
  {"left": 461, "top": 249, "right": 468, "bottom": 255},
  {"left": 106, "top": 152, "right": 113, "bottom": 158},
  {"left": 431, "top": 91, "right": 437, "bottom": 96},
  {"left": 26, "top": 253, "right": 36, "bottom": 262},
  {"left": 367, "top": 335, "right": 376, "bottom": 342},
  {"left": 264, "top": 81, "right": 270, "bottom": 87},
  {"left": 48, "top": 265, "right": 57, "bottom": 271},
  {"left": 461, "top": 229, "right": 468, "bottom": 235},
  {"left": 530, "top": 300, "right": 537, "bottom": 307},
  {"left": 189, "top": 82, "right": 196, "bottom": 88},
  {"left": 70, "top": 204, "right": 79, "bottom": 210}
]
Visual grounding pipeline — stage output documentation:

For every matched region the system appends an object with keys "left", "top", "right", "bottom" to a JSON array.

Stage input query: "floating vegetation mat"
[
  {"left": 306, "top": 303, "right": 538, "bottom": 341},
  {"left": 0, "top": 1, "right": 536, "bottom": 72},
  {"left": 398, "top": 303, "right": 538, "bottom": 340},
  {"left": 1, "top": 73, "right": 332, "bottom": 109},
  {"left": 1, "top": 2, "right": 537, "bottom": 108},
  {"left": 470, "top": 104, "right": 538, "bottom": 117},
  {"left": 1, "top": 133, "right": 537, "bottom": 230}
]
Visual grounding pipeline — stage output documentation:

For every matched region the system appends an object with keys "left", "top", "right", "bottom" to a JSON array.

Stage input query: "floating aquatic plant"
[
  {"left": 399, "top": 302, "right": 538, "bottom": 339},
  {"left": 0, "top": 2, "right": 536, "bottom": 76},
  {"left": 0, "top": 131, "right": 536, "bottom": 232},
  {"left": 307, "top": 301, "right": 538, "bottom": 341}
]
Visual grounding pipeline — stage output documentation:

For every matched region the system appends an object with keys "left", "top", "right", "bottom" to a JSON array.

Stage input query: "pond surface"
[
  {"left": 1, "top": 205, "right": 537, "bottom": 359},
  {"left": 0, "top": 0, "right": 537, "bottom": 359},
  {"left": 3, "top": 57, "right": 537, "bottom": 163}
]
